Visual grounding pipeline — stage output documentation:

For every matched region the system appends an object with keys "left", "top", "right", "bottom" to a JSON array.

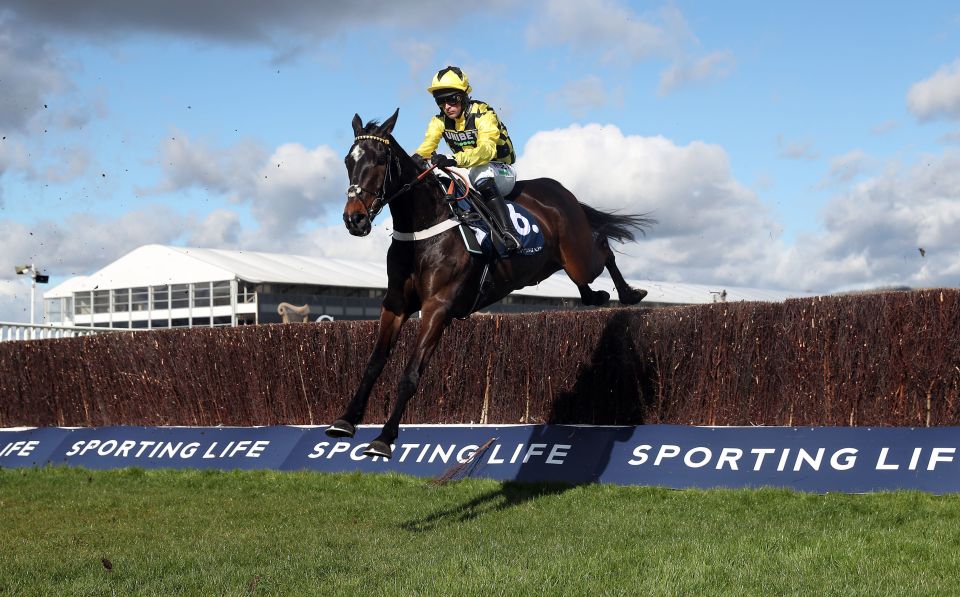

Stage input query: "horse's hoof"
[
  {"left": 591, "top": 290, "right": 610, "bottom": 306},
  {"left": 325, "top": 420, "right": 356, "bottom": 438},
  {"left": 620, "top": 287, "right": 648, "bottom": 305},
  {"left": 363, "top": 440, "right": 393, "bottom": 459}
]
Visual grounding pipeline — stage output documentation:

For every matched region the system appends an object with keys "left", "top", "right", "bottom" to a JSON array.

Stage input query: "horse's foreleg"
[
  {"left": 364, "top": 304, "right": 450, "bottom": 458},
  {"left": 326, "top": 306, "right": 408, "bottom": 438}
]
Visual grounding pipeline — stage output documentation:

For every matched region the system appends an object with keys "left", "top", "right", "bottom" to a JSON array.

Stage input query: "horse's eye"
[{"left": 376, "top": 154, "right": 387, "bottom": 165}]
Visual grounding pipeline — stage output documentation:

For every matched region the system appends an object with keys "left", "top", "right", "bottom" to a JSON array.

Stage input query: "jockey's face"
[
  {"left": 436, "top": 93, "right": 464, "bottom": 119},
  {"left": 442, "top": 99, "right": 463, "bottom": 119}
]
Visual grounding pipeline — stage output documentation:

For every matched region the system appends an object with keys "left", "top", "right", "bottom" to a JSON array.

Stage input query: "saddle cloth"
[{"left": 451, "top": 193, "right": 545, "bottom": 258}]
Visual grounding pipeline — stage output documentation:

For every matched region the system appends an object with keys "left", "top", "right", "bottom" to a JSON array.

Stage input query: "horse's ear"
[
  {"left": 352, "top": 113, "right": 363, "bottom": 136},
  {"left": 380, "top": 108, "right": 400, "bottom": 135}
]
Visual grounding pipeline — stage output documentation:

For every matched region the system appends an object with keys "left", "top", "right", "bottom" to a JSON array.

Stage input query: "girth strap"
[{"left": 391, "top": 218, "right": 461, "bottom": 241}]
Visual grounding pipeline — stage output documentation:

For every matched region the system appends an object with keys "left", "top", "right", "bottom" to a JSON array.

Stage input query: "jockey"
[{"left": 415, "top": 65, "right": 520, "bottom": 253}]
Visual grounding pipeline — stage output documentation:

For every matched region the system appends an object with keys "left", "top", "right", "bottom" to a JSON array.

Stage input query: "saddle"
[
  {"left": 446, "top": 186, "right": 487, "bottom": 255},
  {"left": 440, "top": 177, "right": 537, "bottom": 257}
]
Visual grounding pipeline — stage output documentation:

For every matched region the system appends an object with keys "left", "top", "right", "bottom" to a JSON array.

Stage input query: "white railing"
[{"left": 0, "top": 322, "right": 129, "bottom": 342}]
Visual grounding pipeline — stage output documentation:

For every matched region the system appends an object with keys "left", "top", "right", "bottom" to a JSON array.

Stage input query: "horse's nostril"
[{"left": 343, "top": 212, "right": 365, "bottom": 227}]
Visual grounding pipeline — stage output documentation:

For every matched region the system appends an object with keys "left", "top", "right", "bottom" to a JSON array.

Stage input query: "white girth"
[{"left": 391, "top": 218, "right": 461, "bottom": 241}]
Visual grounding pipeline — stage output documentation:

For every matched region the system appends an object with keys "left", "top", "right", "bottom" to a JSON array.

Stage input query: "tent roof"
[{"left": 45, "top": 244, "right": 810, "bottom": 305}]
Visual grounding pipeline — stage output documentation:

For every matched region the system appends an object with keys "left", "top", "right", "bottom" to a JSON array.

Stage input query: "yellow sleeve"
[
  {"left": 454, "top": 109, "right": 500, "bottom": 168},
  {"left": 414, "top": 117, "right": 444, "bottom": 159}
]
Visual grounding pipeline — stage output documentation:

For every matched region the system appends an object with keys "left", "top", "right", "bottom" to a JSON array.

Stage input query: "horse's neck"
[{"left": 389, "top": 164, "right": 448, "bottom": 233}]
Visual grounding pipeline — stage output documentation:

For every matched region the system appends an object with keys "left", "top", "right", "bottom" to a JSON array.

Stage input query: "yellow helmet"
[{"left": 427, "top": 66, "right": 472, "bottom": 95}]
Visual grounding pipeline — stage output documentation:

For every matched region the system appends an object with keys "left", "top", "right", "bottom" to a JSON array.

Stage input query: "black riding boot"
[{"left": 477, "top": 180, "right": 520, "bottom": 254}]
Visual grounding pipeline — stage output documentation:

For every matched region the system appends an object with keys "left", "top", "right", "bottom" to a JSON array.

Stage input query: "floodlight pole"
[
  {"left": 14, "top": 263, "right": 39, "bottom": 327},
  {"left": 30, "top": 264, "right": 36, "bottom": 325}
]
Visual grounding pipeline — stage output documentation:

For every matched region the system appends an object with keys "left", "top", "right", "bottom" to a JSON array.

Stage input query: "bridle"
[
  {"left": 347, "top": 134, "right": 434, "bottom": 223},
  {"left": 346, "top": 134, "right": 400, "bottom": 222}
]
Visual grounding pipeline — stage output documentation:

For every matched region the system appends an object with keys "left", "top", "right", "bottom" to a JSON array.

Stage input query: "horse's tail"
[{"left": 579, "top": 202, "right": 656, "bottom": 244}]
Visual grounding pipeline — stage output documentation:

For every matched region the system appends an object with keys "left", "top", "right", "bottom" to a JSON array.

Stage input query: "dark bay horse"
[{"left": 326, "top": 109, "right": 654, "bottom": 458}]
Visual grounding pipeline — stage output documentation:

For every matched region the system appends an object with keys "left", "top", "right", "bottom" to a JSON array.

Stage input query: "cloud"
[
  {"left": 871, "top": 119, "right": 898, "bottom": 135},
  {"left": 547, "top": 75, "right": 619, "bottom": 117},
  {"left": 817, "top": 149, "right": 870, "bottom": 188},
  {"left": 0, "top": 131, "right": 357, "bottom": 322},
  {"left": 0, "top": 139, "right": 31, "bottom": 209},
  {"left": 0, "top": 206, "right": 191, "bottom": 281},
  {"left": 37, "top": 146, "right": 92, "bottom": 183},
  {"left": 526, "top": 0, "right": 692, "bottom": 62},
  {"left": 0, "top": 15, "right": 70, "bottom": 132},
  {"left": 144, "top": 131, "right": 267, "bottom": 199},
  {"left": 0, "top": 204, "right": 203, "bottom": 320},
  {"left": 145, "top": 130, "right": 251, "bottom": 195},
  {"left": 0, "top": 278, "right": 34, "bottom": 322},
  {"left": 515, "top": 123, "right": 784, "bottom": 286},
  {"left": 7, "top": 125, "right": 960, "bottom": 322},
  {"left": 777, "top": 134, "right": 819, "bottom": 161},
  {"left": 247, "top": 142, "right": 345, "bottom": 249},
  {"left": 513, "top": 125, "right": 960, "bottom": 293},
  {"left": 908, "top": 58, "right": 960, "bottom": 122},
  {"left": 780, "top": 150, "right": 960, "bottom": 291},
  {"left": 392, "top": 39, "right": 435, "bottom": 77},
  {"left": 146, "top": 135, "right": 346, "bottom": 251},
  {"left": 525, "top": 1, "right": 731, "bottom": 95},
  {"left": 187, "top": 209, "right": 242, "bottom": 248},
  {"left": 3, "top": 1, "right": 469, "bottom": 45},
  {"left": 441, "top": 59, "right": 517, "bottom": 120},
  {"left": 657, "top": 50, "right": 735, "bottom": 96},
  {"left": 302, "top": 220, "right": 395, "bottom": 263},
  {"left": 120, "top": 131, "right": 418, "bottom": 261},
  {"left": 0, "top": 15, "right": 106, "bottom": 190}
]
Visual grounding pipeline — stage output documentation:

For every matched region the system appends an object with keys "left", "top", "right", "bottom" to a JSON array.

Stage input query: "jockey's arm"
[
  {"left": 414, "top": 118, "right": 444, "bottom": 159},
  {"left": 454, "top": 110, "right": 500, "bottom": 169}
]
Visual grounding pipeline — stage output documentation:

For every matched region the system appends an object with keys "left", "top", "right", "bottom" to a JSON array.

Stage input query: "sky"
[{"left": 3, "top": 0, "right": 960, "bottom": 322}]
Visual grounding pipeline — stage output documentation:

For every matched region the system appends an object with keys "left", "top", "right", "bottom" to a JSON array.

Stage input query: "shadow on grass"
[
  {"left": 400, "top": 481, "right": 573, "bottom": 532},
  {"left": 402, "top": 311, "right": 653, "bottom": 532}
]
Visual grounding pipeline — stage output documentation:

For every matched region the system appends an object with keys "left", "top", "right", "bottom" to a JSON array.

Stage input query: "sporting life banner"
[{"left": 4, "top": 425, "right": 960, "bottom": 493}]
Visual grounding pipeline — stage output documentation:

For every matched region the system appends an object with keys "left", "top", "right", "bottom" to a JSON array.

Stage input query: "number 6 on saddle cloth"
[{"left": 443, "top": 175, "right": 546, "bottom": 258}]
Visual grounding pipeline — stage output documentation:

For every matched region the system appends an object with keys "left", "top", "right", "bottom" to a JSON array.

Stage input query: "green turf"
[{"left": 2, "top": 467, "right": 959, "bottom": 595}]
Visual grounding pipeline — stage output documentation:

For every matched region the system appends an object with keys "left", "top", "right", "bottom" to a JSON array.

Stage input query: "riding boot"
[{"left": 477, "top": 179, "right": 520, "bottom": 254}]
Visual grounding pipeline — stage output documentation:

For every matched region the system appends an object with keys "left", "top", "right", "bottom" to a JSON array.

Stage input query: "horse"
[{"left": 325, "top": 109, "right": 654, "bottom": 458}]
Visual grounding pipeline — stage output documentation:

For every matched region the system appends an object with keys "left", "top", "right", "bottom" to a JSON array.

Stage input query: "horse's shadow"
[
  {"left": 399, "top": 478, "right": 571, "bottom": 531},
  {"left": 401, "top": 310, "right": 651, "bottom": 532}
]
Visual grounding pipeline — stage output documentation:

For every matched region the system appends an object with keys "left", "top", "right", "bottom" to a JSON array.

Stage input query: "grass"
[{"left": 2, "top": 467, "right": 960, "bottom": 595}]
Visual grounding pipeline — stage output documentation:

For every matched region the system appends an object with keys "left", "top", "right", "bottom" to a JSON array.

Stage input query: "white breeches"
[{"left": 469, "top": 162, "right": 517, "bottom": 196}]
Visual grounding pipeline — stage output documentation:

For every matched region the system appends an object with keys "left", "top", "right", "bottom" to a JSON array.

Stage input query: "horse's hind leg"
[
  {"left": 599, "top": 237, "right": 647, "bottom": 304},
  {"left": 326, "top": 305, "right": 408, "bottom": 438},
  {"left": 559, "top": 231, "right": 611, "bottom": 307},
  {"left": 365, "top": 301, "right": 450, "bottom": 458},
  {"left": 576, "top": 284, "right": 610, "bottom": 306}
]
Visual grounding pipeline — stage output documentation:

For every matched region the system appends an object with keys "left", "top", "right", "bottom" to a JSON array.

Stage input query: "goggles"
[{"left": 434, "top": 93, "right": 464, "bottom": 107}]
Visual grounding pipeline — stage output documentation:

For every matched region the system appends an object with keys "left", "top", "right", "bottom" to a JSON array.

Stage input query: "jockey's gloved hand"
[
  {"left": 430, "top": 154, "right": 458, "bottom": 168},
  {"left": 411, "top": 153, "right": 430, "bottom": 171}
]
